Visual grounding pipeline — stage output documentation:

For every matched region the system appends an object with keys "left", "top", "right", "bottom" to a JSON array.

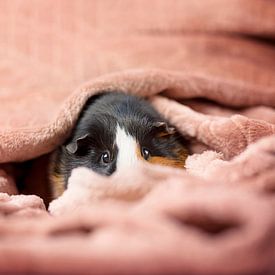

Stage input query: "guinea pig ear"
[
  {"left": 153, "top": 121, "right": 176, "bottom": 136},
  {"left": 65, "top": 133, "right": 90, "bottom": 154}
]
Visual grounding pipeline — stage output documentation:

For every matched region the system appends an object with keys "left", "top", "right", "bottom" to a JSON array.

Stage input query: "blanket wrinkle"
[
  {"left": 183, "top": 99, "right": 275, "bottom": 124},
  {"left": 1, "top": 0, "right": 275, "bottom": 274},
  {"left": 1, "top": 69, "right": 275, "bottom": 163},
  {"left": 152, "top": 96, "right": 275, "bottom": 159},
  {"left": 204, "top": 135, "right": 275, "bottom": 192},
  {"left": 0, "top": 193, "right": 45, "bottom": 216},
  {"left": 2, "top": 167, "right": 275, "bottom": 274}
]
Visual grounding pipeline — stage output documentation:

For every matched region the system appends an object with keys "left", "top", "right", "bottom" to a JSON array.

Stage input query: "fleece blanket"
[{"left": 1, "top": 0, "right": 275, "bottom": 274}]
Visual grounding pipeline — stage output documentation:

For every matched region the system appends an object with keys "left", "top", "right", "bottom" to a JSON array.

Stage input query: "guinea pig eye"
[
  {"left": 101, "top": 151, "right": 111, "bottom": 164},
  {"left": 141, "top": 147, "right": 151, "bottom": 160}
]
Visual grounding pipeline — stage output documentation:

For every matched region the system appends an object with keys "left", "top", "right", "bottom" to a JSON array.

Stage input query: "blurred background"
[{"left": 0, "top": 0, "right": 275, "bottom": 128}]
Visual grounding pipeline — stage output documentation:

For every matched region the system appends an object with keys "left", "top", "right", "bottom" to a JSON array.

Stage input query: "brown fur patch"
[
  {"left": 49, "top": 172, "right": 66, "bottom": 199},
  {"left": 148, "top": 156, "right": 185, "bottom": 168},
  {"left": 48, "top": 153, "right": 66, "bottom": 199},
  {"left": 137, "top": 142, "right": 188, "bottom": 169}
]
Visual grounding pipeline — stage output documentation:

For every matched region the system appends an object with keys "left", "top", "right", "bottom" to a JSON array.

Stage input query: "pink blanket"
[{"left": 0, "top": 1, "right": 275, "bottom": 274}]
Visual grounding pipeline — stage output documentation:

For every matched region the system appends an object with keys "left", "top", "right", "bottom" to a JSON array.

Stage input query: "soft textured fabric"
[{"left": 0, "top": 0, "right": 275, "bottom": 274}]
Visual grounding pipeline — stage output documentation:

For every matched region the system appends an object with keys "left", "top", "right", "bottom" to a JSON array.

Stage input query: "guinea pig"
[{"left": 49, "top": 92, "right": 188, "bottom": 198}]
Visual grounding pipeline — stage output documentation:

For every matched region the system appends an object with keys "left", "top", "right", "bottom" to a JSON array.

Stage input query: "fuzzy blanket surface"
[{"left": 1, "top": 0, "right": 275, "bottom": 274}]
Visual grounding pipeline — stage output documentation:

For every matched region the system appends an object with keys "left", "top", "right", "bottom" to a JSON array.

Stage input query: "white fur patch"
[{"left": 115, "top": 124, "right": 139, "bottom": 170}]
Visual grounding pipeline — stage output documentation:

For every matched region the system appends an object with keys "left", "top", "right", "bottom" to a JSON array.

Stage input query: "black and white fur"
[{"left": 49, "top": 92, "right": 188, "bottom": 198}]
